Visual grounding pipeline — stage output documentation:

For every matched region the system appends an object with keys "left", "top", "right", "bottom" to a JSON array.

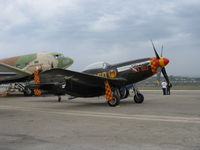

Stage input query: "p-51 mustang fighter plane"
[
  {"left": 29, "top": 43, "right": 171, "bottom": 106},
  {"left": 0, "top": 52, "right": 73, "bottom": 96}
]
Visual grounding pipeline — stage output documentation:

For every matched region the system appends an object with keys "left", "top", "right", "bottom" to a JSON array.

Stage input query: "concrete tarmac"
[{"left": 0, "top": 90, "right": 200, "bottom": 150}]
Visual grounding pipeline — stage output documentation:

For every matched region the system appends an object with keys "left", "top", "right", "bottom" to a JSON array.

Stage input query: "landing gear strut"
[
  {"left": 132, "top": 85, "right": 144, "bottom": 104},
  {"left": 23, "top": 87, "right": 34, "bottom": 97},
  {"left": 14, "top": 83, "right": 33, "bottom": 97}
]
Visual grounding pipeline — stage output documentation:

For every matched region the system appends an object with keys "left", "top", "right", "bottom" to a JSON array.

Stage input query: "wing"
[
  {"left": 39, "top": 68, "right": 127, "bottom": 88},
  {"left": 0, "top": 63, "right": 32, "bottom": 84}
]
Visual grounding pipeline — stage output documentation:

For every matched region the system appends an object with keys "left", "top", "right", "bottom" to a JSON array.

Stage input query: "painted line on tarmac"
[{"left": 0, "top": 105, "right": 200, "bottom": 124}]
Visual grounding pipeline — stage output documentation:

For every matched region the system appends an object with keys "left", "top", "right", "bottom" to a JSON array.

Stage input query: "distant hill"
[{"left": 137, "top": 75, "right": 200, "bottom": 87}]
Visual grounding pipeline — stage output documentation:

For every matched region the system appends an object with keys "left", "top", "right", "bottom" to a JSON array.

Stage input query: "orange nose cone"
[{"left": 163, "top": 58, "right": 169, "bottom": 66}]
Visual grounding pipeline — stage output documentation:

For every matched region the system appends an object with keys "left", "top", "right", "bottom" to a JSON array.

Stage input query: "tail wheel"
[
  {"left": 107, "top": 93, "right": 120, "bottom": 107},
  {"left": 134, "top": 93, "right": 144, "bottom": 104}
]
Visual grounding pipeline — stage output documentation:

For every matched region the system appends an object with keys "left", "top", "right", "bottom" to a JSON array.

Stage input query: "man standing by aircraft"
[
  {"left": 161, "top": 81, "right": 167, "bottom": 95},
  {"left": 167, "top": 83, "right": 172, "bottom": 95}
]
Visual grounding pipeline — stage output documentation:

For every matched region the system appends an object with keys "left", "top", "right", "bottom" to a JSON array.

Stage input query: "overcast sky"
[{"left": 0, "top": 0, "right": 200, "bottom": 77}]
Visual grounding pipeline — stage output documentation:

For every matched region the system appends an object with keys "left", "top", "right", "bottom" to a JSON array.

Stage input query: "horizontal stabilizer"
[{"left": 0, "top": 63, "right": 32, "bottom": 84}]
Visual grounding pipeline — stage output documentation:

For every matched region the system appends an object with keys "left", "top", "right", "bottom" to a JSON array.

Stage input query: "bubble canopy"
[{"left": 83, "top": 62, "right": 111, "bottom": 71}]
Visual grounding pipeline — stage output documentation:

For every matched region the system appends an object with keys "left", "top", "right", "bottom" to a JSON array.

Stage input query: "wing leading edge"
[{"left": 39, "top": 68, "right": 127, "bottom": 88}]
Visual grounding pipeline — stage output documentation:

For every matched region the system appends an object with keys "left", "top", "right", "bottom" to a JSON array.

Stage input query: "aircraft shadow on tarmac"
[{"left": 35, "top": 96, "right": 145, "bottom": 109}]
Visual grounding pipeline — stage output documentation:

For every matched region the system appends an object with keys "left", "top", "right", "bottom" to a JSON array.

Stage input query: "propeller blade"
[
  {"left": 151, "top": 40, "right": 160, "bottom": 59},
  {"left": 161, "top": 67, "right": 171, "bottom": 86},
  {"left": 157, "top": 67, "right": 162, "bottom": 83},
  {"left": 157, "top": 71, "right": 161, "bottom": 85},
  {"left": 161, "top": 45, "right": 163, "bottom": 57}
]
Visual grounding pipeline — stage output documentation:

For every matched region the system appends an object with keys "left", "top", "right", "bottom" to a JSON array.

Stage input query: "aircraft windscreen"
[
  {"left": 83, "top": 62, "right": 110, "bottom": 71},
  {"left": 54, "top": 54, "right": 63, "bottom": 59}
]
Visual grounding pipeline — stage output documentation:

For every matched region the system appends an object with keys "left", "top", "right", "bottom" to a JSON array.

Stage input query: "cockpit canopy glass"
[{"left": 83, "top": 62, "right": 110, "bottom": 71}]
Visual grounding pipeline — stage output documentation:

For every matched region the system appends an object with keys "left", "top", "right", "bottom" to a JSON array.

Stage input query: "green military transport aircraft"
[{"left": 0, "top": 52, "right": 73, "bottom": 95}]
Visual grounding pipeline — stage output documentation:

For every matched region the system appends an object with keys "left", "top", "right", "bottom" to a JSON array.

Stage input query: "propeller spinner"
[{"left": 150, "top": 41, "right": 171, "bottom": 87}]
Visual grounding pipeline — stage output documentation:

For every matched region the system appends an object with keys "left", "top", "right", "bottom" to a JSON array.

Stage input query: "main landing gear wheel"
[
  {"left": 119, "top": 88, "right": 129, "bottom": 99},
  {"left": 134, "top": 93, "right": 144, "bottom": 104},
  {"left": 107, "top": 89, "right": 121, "bottom": 107},
  {"left": 107, "top": 93, "right": 120, "bottom": 107}
]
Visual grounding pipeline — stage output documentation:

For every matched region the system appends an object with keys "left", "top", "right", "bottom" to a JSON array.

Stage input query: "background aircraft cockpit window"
[
  {"left": 83, "top": 62, "right": 110, "bottom": 71},
  {"left": 54, "top": 55, "right": 59, "bottom": 59},
  {"left": 54, "top": 54, "right": 64, "bottom": 59}
]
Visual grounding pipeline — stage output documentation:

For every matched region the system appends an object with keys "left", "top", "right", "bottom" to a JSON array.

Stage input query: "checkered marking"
[
  {"left": 34, "top": 69, "right": 41, "bottom": 96},
  {"left": 150, "top": 57, "right": 160, "bottom": 73},
  {"left": 104, "top": 81, "right": 114, "bottom": 101}
]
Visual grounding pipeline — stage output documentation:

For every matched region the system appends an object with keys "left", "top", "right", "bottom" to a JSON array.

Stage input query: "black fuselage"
[
  {"left": 83, "top": 58, "right": 153, "bottom": 85},
  {"left": 63, "top": 58, "right": 154, "bottom": 97},
  {"left": 36, "top": 57, "right": 156, "bottom": 98}
]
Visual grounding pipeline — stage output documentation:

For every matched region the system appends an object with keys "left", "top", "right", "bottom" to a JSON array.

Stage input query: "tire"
[
  {"left": 107, "top": 93, "right": 120, "bottom": 107},
  {"left": 120, "top": 88, "right": 129, "bottom": 99},
  {"left": 134, "top": 93, "right": 144, "bottom": 104},
  {"left": 124, "top": 89, "right": 129, "bottom": 99}
]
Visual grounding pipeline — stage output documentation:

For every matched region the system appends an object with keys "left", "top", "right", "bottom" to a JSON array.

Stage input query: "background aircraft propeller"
[{"left": 151, "top": 41, "right": 172, "bottom": 87}]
